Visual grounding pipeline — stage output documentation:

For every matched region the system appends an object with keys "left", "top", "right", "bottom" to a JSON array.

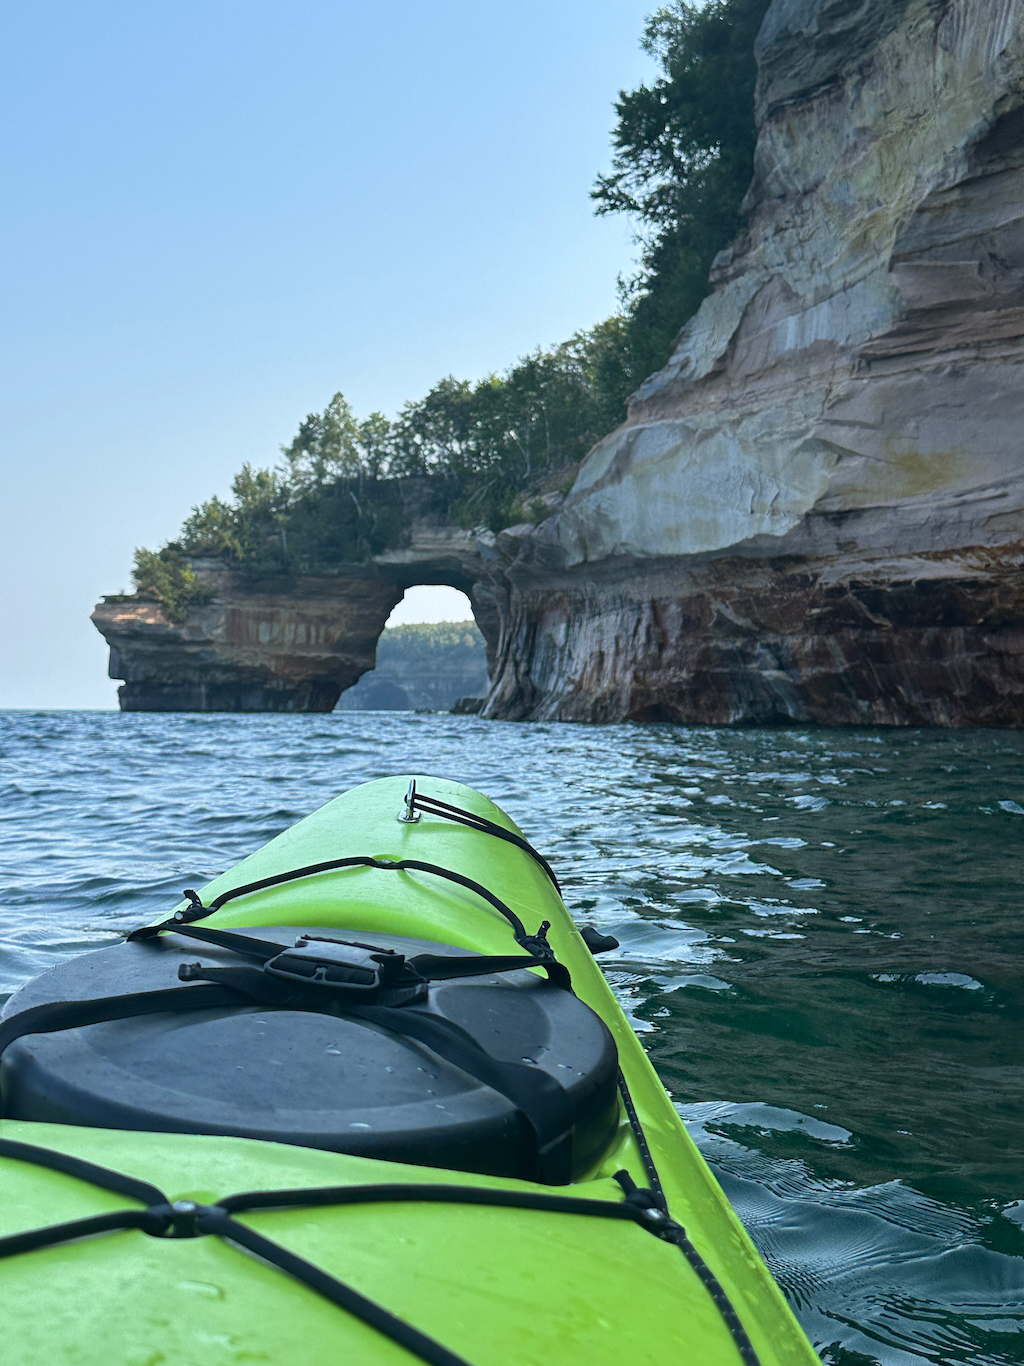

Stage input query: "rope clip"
[
  {"left": 397, "top": 778, "right": 421, "bottom": 823},
  {"left": 144, "top": 1198, "right": 210, "bottom": 1239},
  {"left": 517, "top": 920, "right": 554, "bottom": 960},
  {"left": 174, "top": 890, "right": 207, "bottom": 924}
]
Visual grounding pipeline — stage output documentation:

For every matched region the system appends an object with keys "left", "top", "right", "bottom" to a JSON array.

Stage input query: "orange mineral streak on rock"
[{"left": 92, "top": 521, "right": 495, "bottom": 712}]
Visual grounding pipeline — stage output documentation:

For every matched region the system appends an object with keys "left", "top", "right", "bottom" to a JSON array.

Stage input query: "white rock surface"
[
  {"left": 543, "top": 0, "right": 1024, "bottom": 572},
  {"left": 483, "top": 0, "right": 1024, "bottom": 725}
]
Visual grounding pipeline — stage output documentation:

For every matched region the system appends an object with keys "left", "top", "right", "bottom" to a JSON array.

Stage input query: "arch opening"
[
  {"left": 337, "top": 585, "right": 490, "bottom": 712},
  {"left": 385, "top": 586, "right": 475, "bottom": 629}
]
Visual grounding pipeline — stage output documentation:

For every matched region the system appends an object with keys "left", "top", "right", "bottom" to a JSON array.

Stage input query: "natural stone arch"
[{"left": 92, "top": 525, "right": 497, "bottom": 713}]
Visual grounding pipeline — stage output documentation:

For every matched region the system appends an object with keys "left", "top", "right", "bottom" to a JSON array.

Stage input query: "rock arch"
[{"left": 92, "top": 525, "right": 497, "bottom": 713}]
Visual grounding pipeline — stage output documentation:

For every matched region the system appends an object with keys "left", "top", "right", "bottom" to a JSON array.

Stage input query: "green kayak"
[{"left": 0, "top": 776, "right": 817, "bottom": 1365}]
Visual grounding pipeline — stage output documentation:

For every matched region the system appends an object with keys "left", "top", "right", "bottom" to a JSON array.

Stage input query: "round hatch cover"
[{"left": 1, "top": 927, "right": 619, "bottom": 1182}]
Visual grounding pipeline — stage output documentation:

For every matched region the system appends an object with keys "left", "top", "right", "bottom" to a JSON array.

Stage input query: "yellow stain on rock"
[{"left": 878, "top": 440, "right": 970, "bottom": 500}]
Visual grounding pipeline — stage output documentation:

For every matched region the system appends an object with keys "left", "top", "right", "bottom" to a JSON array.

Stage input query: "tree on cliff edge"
[
  {"left": 131, "top": 0, "right": 770, "bottom": 596},
  {"left": 594, "top": 0, "right": 770, "bottom": 382}
]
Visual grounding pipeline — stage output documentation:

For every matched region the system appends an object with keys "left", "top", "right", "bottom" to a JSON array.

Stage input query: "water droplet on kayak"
[
  {"left": 349, "top": 1121, "right": 371, "bottom": 1129},
  {"left": 176, "top": 1280, "right": 224, "bottom": 1300}
]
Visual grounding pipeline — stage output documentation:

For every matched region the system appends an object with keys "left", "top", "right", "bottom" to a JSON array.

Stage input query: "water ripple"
[{"left": 1, "top": 710, "right": 1022, "bottom": 1362}]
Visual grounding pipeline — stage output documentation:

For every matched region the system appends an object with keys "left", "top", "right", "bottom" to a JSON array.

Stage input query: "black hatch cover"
[{"left": 1, "top": 928, "right": 619, "bottom": 1182}]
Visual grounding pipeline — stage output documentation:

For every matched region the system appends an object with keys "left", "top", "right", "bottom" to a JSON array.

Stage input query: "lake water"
[{"left": 1, "top": 709, "right": 1022, "bottom": 1363}]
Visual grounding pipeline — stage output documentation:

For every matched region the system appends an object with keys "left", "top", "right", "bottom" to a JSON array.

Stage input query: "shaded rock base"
[
  {"left": 117, "top": 678, "right": 341, "bottom": 713},
  {"left": 484, "top": 546, "right": 1024, "bottom": 726}
]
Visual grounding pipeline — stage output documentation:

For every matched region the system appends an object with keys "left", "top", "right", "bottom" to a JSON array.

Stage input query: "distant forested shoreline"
[{"left": 338, "top": 621, "right": 488, "bottom": 712}]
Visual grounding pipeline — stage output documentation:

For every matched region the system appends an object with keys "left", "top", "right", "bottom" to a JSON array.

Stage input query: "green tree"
[
  {"left": 180, "top": 463, "right": 289, "bottom": 569},
  {"left": 357, "top": 410, "right": 394, "bottom": 478},
  {"left": 389, "top": 378, "right": 477, "bottom": 477},
  {"left": 282, "top": 391, "right": 364, "bottom": 488},
  {"left": 593, "top": 0, "right": 769, "bottom": 380},
  {"left": 131, "top": 545, "right": 215, "bottom": 623}
]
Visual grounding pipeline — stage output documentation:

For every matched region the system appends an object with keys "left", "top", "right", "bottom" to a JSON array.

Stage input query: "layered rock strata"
[
  {"left": 95, "top": 0, "right": 1024, "bottom": 724},
  {"left": 478, "top": 0, "right": 1024, "bottom": 725},
  {"left": 93, "top": 525, "right": 490, "bottom": 713}
]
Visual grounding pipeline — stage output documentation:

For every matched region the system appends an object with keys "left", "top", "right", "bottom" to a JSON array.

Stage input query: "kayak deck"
[{"left": 0, "top": 776, "right": 817, "bottom": 1365}]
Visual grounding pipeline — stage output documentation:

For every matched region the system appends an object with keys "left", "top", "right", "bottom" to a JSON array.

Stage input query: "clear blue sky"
[{"left": 1, "top": 1, "right": 656, "bottom": 708}]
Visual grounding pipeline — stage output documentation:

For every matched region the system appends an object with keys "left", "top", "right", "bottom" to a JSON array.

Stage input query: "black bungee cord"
[{"left": 0, "top": 783, "right": 762, "bottom": 1366}]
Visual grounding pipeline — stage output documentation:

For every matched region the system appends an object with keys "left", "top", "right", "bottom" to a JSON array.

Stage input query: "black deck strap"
[
  {"left": 129, "top": 857, "right": 533, "bottom": 945},
  {"left": 174, "top": 964, "right": 313, "bottom": 1005},
  {"left": 163, "top": 937, "right": 569, "bottom": 999},
  {"left": 218, "top": 1180, "right": 661, "bottom": 1227},
  {"left": 0, "top": 983, "right": 247, "bottom": 1094},
  {"left": 181, "top": 949, "right": 569, "bottom": 994},
  {"left": 407, "top": 952, "right": 563, "bottom": 984},
  {"left": 178, "top": 960, "right": 431, "bottom": 1011},
  {"left": 139, "top": 921, "right": 571, "bottom": 993},
  {"left": 0, "top": 1136, "right": 168, "bottom": 1207},
  {"left": 195, "top": 1207, "right": 470, "bottom": 1366},
  {"left": 614, "top": 1077, "right": 763, "bottom": 1366},
  {"left": 0, "top": 1208, "right": 167, "bottom": 1258},
  {"left": 404, "top": 789, "right": 561, "bottom": 895},
  {"left": 144, "top": 924, "right": 286, "bottom": 960},
  {"left": 351, "top": 1004, "right": 576, "bottom": 1186}
]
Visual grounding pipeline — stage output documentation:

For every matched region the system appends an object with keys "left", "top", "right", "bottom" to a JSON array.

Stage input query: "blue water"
[{"left": 2, "top": 710, "right": 1023, "bottom": 1363}]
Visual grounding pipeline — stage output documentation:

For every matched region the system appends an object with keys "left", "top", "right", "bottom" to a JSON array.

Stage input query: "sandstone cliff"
[
  {"left": 92, "top": 521, "right": 495, "bottom": 713},
  {"left": 95, "top": 0, "right": 1024, "bottom": 724},
  {"left": 479, "top": 0, "right": 1024, "bottom": 725}
]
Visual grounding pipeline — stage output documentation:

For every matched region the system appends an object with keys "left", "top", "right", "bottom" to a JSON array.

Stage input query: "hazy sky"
[
  {"left": 2, "top": 1, "right": 656, "bottom": 708},
  {"left": 387, "top": 585, "right": 473, "bottom": 628}
]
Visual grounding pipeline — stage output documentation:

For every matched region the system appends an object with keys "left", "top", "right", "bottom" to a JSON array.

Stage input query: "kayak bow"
[{"left": 0, "top": 776, "right": 817, "bottom": 1365}]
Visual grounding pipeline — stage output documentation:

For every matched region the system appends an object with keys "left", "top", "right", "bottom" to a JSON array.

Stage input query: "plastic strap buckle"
[{"left": 265, "top": 936, "right": 420, "bottom": 996}]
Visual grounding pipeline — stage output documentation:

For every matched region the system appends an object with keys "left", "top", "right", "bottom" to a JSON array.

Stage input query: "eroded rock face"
[
  {"left": 481, "top": 547, "right": 1024, "bottom": 725},
  {"left": 481, "top": 0, "right": 1024, "bottom": 726},
  {"left": 93, "top": 524, "right": 488, "bottom": 712},
  {"left": 95, "top": 0, "right": 1024, "bottom": 723},
  {"left": 93, "top": 566, "right": 401, "bottom": 712}
]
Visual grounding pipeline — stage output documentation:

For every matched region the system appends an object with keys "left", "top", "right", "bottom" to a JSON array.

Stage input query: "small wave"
[{"left": 1, "top": 710, "right": 1022, "bottom": 1363}]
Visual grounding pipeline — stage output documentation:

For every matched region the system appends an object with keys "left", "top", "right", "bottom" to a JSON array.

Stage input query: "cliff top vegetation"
[{"left": 134, "top": 0, "right": 768, "bottom": 617}]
